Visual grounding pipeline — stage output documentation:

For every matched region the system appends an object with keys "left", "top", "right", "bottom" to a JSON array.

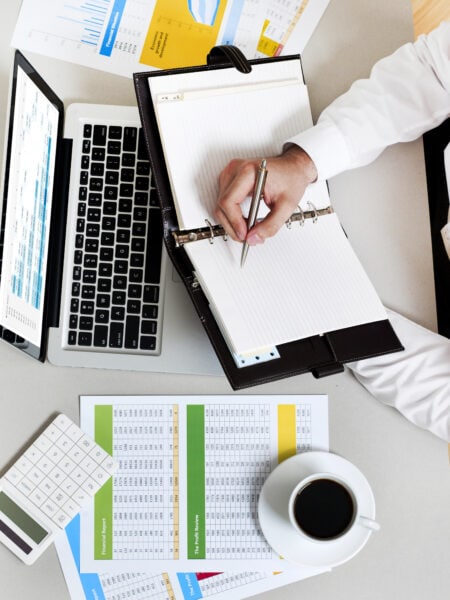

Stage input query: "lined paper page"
[
  {"left": 185, "top": 214, "right": 387, "bottom": 355},
  {"left": 149, "top": 58, "right": 386, "bottom": 354},
  {"left": 151, "top": 60, "right": 330, "bottom": 230}
]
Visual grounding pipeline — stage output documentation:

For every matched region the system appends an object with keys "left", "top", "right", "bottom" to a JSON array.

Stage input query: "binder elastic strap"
[
  {"left": 206, "top": 45, "right": 252, "bottom": 74},
  {"left": 311, "top": 334, "right": 344, "bottom": 378}
]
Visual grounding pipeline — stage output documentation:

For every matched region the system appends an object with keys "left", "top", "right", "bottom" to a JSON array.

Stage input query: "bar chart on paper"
[
  {"left": 12, "top": 0, "right": 331, "bottom": 76},
  {"left": 12, "top": 0, "right": 155, "bottom": 75}
]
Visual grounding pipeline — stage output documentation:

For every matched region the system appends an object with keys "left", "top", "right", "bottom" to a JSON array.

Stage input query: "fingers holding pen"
[
  {"left": 215, "top": 158, "right": 260, "bottom": 241},
  {"left": 215, "top": 147, "right": 318, "bottom": 245}
]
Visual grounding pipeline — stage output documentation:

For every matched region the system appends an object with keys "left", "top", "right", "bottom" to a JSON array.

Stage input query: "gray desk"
[{"left": 0, "top": 1, "right": 449, "bottom": 599}]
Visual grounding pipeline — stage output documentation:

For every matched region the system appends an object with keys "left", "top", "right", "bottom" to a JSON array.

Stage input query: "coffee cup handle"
[{"left": 358, "top": 515, "right": 380, "bottom": 531}]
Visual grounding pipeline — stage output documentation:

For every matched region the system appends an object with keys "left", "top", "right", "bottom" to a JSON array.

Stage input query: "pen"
[{"left": 241, "top": 159, "right": 268, "bottom": 268}]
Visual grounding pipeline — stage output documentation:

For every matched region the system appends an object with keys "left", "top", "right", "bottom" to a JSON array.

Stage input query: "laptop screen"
[{"left": 0, "top": 51, "right": 64, "bottom": 359}]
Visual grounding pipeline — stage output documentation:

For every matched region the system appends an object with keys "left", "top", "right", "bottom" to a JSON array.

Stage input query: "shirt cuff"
[{"left": 284, "top": 120, "right": 354, "bottom": 181}]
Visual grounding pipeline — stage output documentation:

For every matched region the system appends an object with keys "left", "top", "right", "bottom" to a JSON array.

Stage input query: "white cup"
[{"left": 288, "top": 472, "right": 380, "bottom": 542}]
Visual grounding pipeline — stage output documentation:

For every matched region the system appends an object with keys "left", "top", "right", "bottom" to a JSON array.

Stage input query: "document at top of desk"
[
  {"left": 12, "top": 0, "right": 331, "bottom": 77},
  {"left": 149, "top": 58, "right": 387, "bottom": 357}
]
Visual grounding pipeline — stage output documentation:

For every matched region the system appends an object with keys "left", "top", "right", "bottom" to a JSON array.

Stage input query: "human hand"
[{"left": 215, "top": 145, "right": 318, "bottom": 244}]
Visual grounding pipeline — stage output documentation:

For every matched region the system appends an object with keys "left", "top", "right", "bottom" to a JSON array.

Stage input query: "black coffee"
[{"left": 293, "top": 478, "right": 355, "bottom": 540}]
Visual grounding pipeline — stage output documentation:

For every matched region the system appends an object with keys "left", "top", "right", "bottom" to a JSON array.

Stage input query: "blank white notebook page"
[{"left": 185, "top": 213, "right": 387, "bottom": 355}]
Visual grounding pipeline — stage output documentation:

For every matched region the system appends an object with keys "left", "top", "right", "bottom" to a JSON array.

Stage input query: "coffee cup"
[{"left": 288, "top": 472, "right": 379, "bottom": 542}]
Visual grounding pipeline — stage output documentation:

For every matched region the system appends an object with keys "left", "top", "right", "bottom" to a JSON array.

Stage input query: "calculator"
[{"left": 0, "top": 413, "right": 118, "bottom": 564}]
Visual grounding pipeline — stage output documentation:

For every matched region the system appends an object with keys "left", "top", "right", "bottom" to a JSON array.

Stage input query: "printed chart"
[
  {"left": 12, "top": 0, "right": 330, "bottom": 76},
  {"left": 79, "top": 395, "right": 328, "bottom": 572}
]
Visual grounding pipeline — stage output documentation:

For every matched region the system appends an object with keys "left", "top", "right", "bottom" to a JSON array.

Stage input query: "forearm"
[{"left": 288, "top": 21, "right": 450, "bottom": 181}]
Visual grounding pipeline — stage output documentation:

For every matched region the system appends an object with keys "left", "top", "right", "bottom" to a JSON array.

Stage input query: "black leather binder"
[
  {"left": 423, "top": 118, "right": 450, "bottom": 339},
  {"left": 133, "top": 46, "right": 403, "bottom": 390}
]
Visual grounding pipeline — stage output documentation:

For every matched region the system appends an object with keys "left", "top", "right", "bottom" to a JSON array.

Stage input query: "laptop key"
[
  {"left": 109, "top": 322, "right": 123, "bottom": 348},
  {"left": 92, "top": 147, "right": 105, "bottom": 161},
  {"left": 123, "top": 127, "right": 137, "bottom": 152},
  {"left": 125, "top": 316, "right": 139, "bottom": 349},
  {"left": 108, "top": 126, "right": 122, "bottom": 139},
  {"left": 140, "top": 336, "right": 156, "bottom": 351},
  {"left": 93, "top": 125, "right": 107, "bottom": 146},
  {"left": 111, "top": 306, "right": 125, "bottom": 321},
  {"left": 79, "top": 317, "right": 93, "bottom": 330},
  {"left": 78, "top": 332, "right": 93, "bottom": 346},
  {"left": 94, "top": 325, "right": 108, "bottom": 347}
]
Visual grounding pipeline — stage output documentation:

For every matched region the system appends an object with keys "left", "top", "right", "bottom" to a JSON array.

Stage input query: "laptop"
[{"left": 0, "top": 50, "right": 222, "bottom": 376}]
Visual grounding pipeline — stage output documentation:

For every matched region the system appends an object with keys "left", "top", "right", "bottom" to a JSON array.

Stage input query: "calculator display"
[{"left": 0, "top": 491, "right": 48, "bottom": 553}]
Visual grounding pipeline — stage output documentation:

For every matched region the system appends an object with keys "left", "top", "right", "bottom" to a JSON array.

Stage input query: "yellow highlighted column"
[{"left": 277, "top": 405, "right": 297, "bottom": 464}]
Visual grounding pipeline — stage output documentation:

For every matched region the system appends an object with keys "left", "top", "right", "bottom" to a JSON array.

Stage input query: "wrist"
[{"left": 282, "top": 144, "right": 318, "bottom": 184}]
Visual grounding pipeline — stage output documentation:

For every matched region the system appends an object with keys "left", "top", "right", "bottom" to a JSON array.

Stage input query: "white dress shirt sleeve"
[
  {"left": 287, "top": 21, "right": 450, "bottom": 180},
  {"left": 347, "top": 309, "right": 450, "bottom": 442},
  {"left": 286, "top": 22, "right": 450, "bottom": 442}
]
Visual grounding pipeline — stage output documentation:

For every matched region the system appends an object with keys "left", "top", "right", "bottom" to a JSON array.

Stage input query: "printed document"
[
  {"left": 56, "top": 515, "right": 328, "bottom": 600},
  {"left": 79, "top": 394, "right": 328, "bottom": 572},
  {"left": 12, "top": 0, "right": 330, "bottom": 77}
]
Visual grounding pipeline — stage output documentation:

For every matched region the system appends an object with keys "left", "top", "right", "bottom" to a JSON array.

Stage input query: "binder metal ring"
[
  {"left": 297, "top": 205, "right": 305, "bottom": 226},
  {"left": 205, "top": 219, "right": 215, "bottom": 244},
  {"left": 307, "top": 201, "right": 318, "bottom": 223}
]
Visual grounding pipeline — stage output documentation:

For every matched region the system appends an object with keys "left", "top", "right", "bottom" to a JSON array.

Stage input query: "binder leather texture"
[
  {"left": 423, "top": 117, "right": 450, "bottom": 339},
  {"left": 133, "top": 46, "right": 404, "bottom": 390}
]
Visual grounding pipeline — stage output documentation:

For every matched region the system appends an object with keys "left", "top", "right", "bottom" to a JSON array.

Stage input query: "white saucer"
[{"left": 258, "top": 451, "right": 377, "bottom": 568}]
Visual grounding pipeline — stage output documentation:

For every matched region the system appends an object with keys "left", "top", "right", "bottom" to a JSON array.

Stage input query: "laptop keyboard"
[{"left": 66, "top": 123, "right": 164, "bottom": 354}]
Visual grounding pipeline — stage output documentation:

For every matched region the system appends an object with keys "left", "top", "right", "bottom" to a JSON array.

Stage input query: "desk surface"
[{"left": 0, "top": 1, "right": 449, "bottom": 599}]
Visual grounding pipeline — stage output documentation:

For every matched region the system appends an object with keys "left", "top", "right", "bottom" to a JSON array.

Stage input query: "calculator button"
[
  {"left": 52, "top": 489, "right": 69, "bottom": 508},
  {"left": 29, "top": 488, "right": 46, "bottom": 508},
  {"left": 101, "top": 456, "right": 117, "bottom": 472},
  {"left": 77, "top": 435, "right": 96, "bottom": 453},
  {"left": 63, "top": 499, "right": 80, "bottom": 516},
  {"left": 24, "top": 445, "right": 44, "bottom": 464},
  {"left": 36, "top": 456, "right": 55, "bottom": 475},
  {"left": 55, "top": 434, "right": 74, "bottom": 453},
  {"left": 66, "top": 423, "right": 84, "bottom": 443},
  {"left": 41, "top": 499, "right": 58, "bottom": 520},
  {"left": 91, "top": 466, "right": 110, "bottom": 485},
  {"left": 73, "top": 488, "right": 89, "bottom": 506},
  {"left": 48, "top": 466, "right": 65, "bottom": 485},
  {"left": 53, "top": 414, "right": 72, "bottom": 432},
  {"left": 17, "top": 477, "right": 34, "bottom": 496},
  {"left": 60, "top": 477, "right": 77, "bottom": 496},
  {"left": 67, "top": 445, "right": 85, "bottom": 463},
  {"left": 70, "top": 466, "right": 88, "bottom": 486},
  {"left": 82, "top": 478, "right": 101, "bottom": 496},
  {"left": 39, "top": 477, "right": 58, "bottom": 497},
  {"left": 80, "top": 455, "right": 97, "bottom": 475},
  {"left": 4, "top": 466, "right": 22, "bottom": 485},
  {"left": 59, "top": 457, "right": 77, "bottom": 476},
  {"left": 53, "top": 510, "right": 71, "bottom": 528},
  {"left": 15, "top": 456, "right": 34, "bottom": 476},
  {"left": 89, "top": 446, "right": 109, "bottom": 463},
  {"left": 34, "top": 434, "right": 53, "bottom": 453},
  {"left": 44, "top": 423, "right": 63, "bottom": 443},
  {"left": 47, "top": 446, "right": 65, "bottom": 465},
  {"left": 27, "top": 466, "right": 46, "bottom": 486}
]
